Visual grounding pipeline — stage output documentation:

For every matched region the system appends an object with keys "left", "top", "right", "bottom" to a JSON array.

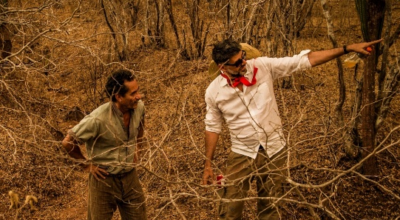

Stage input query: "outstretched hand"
[
  {"left": 83, "top": 164, "right": 108, "bottom": 180},
  {"left": 347, "top": 39, "right": 383, "bottom": 56}
]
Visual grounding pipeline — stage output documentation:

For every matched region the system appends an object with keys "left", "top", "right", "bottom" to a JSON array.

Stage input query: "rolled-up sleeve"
[
  {"left": 68, "top": 115, "right": 99, "bottom": 144},
  {"left": 204, "top": 89, "right": 223, "bottom": 134},
  {"left": 258, "top": 49, "right": 312, "bottom": 80}
]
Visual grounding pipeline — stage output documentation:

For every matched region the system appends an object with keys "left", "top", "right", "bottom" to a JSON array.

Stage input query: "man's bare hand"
[
  {"left": 83, "top": 164, "right": 108, "bottom": 180},
  {"left": 348, "top": 39, "right": 383, "bottom": 56},
  {"left": 202, "top": 167, "right": 214, "bottom": 185}
]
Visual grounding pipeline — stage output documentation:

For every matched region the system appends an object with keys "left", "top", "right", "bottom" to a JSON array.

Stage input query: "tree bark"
[
  {"left": 226, "top": 0, "right": 231, "bottom": 39},
  {"left": 356, "top": 0, "right": 385, "bottom": 175},
  {"left": 321, "top": 0, "right": 359, "bottom": 158},
  {"left": 165, "top": 0, "right": 180, "bottom": 48},
  {"left": 100, "top": 0, "right": 127, "bottom": 62}
]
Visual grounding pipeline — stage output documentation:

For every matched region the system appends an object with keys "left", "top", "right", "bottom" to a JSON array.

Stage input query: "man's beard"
[
  {"left": 230, "top": 72, "right": 242, "bottom": 77},
  {"left": 227, "top": 67, "right": 247, "bottom": 78}
]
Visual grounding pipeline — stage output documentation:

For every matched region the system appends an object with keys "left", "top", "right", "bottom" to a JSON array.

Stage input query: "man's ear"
[{"left": 115, "top": 93, "right": 122, "bottom": 102}]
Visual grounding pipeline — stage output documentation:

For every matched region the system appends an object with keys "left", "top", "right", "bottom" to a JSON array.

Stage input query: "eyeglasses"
[{"left": 224, "top": 50, "right": 246, "bottom": 67}]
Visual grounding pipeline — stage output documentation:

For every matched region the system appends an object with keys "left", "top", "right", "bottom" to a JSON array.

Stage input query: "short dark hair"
[
  {"left": 212, "top": 39, "right": 242, "bottom": 64},
  {"left": 105, "top": 69, "right": 136, "bottom": 102}
]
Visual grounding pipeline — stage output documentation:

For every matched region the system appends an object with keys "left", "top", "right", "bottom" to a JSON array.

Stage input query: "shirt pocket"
[{"left": 249, "top": 82, "right": 272, "bottom": 110}]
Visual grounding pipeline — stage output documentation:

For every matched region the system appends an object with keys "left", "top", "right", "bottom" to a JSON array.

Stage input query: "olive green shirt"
[{"left": 68, "top": 101, "right": 145, "bottom": 174}]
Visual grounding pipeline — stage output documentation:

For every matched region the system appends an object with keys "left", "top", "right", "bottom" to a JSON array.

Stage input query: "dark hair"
[
  {"left": 212, "top": 39, "right": 242, "bottom": 64},
  {"left": 105, "top": 69, "right": 136, "bottom": 102}
]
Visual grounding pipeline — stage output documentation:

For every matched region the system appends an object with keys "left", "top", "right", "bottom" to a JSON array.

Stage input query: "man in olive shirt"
[{"left": 62, "top": 69, "right": 146, "bottom": 220}]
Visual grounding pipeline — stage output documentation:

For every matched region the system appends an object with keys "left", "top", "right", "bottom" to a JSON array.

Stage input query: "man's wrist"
[
  {"left": 204, "top": 164, "right": 212, "bottom": 170},
  {"left": 78, "top": 162, "right": 88, "bottom": 170},
  {"left": 343, "top": 45, "right": 349, "bottom": 54}
]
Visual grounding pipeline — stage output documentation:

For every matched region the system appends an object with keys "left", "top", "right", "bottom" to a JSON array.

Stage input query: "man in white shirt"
[{"left": 202, "top": 39, "right": 382, "bottom": 219}]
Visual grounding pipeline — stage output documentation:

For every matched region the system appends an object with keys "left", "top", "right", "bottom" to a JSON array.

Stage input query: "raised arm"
[{"left": 307, "top": 39, "right": 383, "bottom": 67}]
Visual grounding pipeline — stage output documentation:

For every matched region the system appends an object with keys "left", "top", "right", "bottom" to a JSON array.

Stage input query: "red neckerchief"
[{"left": 221, "top": 67, "right": 258, "bottom": 88}]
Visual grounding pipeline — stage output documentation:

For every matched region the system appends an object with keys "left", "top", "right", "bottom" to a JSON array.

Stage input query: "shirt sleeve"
[
  {"left": 257, "top": 49, "right": 312, "bottom": 80},
  {"left": 204, "top": 89, "right": 223, "bottom": 134},
  {"left": 68, "top": 115, "right": 99, "bottom": 144}
]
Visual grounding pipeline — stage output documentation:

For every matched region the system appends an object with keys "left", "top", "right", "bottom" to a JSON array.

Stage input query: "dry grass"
[{"left": 1, "top": 0, "right": 400, "bottom": 219}]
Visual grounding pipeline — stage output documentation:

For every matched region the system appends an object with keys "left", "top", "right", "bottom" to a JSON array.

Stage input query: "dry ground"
[{"left": 1, "top": 0, "right": 400, "bottom": 219}]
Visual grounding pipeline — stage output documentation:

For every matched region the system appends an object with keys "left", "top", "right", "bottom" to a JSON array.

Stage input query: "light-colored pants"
[
  {"left": 218, "top": 148, "right": 287, "bottom": 220},
  {"left": 87, "top": 168, "right": 147, "bottom": 220}
]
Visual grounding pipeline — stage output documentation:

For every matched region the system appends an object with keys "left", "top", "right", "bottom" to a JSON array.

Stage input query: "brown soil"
[{"left": 1, "top": 0, "right": 400, "bottom": 219}]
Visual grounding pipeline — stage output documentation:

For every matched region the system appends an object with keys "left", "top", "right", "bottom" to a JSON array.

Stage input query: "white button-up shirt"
[{"left": 205, "top": 50, "right": 312, "bottom": 159}]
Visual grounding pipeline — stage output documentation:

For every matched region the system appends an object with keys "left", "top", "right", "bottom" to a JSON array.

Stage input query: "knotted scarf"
[{"left": 221, "top": 67, "right": 258, "bottom": 88}]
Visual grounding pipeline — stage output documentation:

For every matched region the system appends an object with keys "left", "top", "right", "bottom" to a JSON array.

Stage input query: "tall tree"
[
  {"left": 165, "top": 0, "right": 189, "bottom": 59},
  {"left": 355, "top": 0, "right": 385, "bottom": 175}
]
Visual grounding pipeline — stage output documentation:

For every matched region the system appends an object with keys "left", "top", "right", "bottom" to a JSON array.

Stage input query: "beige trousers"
[{"left": 218, "top": 148, "right": 287, "bottom": 220}]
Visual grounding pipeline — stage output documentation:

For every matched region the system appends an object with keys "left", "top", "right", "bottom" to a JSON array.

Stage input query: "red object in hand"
[
  {"left": 217, "top": 174, "right": 224, "bottom": 186},
  {"left": 366, "top": 46, "right": 372, "bottom": 52}
]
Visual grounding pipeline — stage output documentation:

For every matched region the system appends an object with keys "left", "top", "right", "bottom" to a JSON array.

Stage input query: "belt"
[
  {"left": 108, "top": 169, "right": 133, "bottom": 178},
  {"left": 109, "top": 172, "right": 130, "bottom": 178}
]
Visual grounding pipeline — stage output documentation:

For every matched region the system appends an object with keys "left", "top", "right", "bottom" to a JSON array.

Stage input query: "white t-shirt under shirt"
[{"left": 205, "top": 50, "right": 312, "bottom": 159}]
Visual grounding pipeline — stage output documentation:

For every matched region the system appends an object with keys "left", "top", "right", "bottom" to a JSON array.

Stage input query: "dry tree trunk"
[
  {"left": 265, "top": 0, "right": 276, "bottom": 55},
  {"left": 295, "top": 0, "right": 315, "bottom": 37},
  {"left": 269, "top": 0, "right": 315, "bottom": 88},
  {"left": 351, "top": 66, "right": 364, "bottom": 148},
  {"left": 226, "top": 0, "right": 231, "bottom": 39},
  {"left": 355, "top": 0, "right": 385, "bottom": 175},
  {"left": 375, "top": 0, "right": 400, "bottom": 131},
  {"left": 142, "top": 0, "right": 150, "bottom": 46},
  {"left": 153, "top": 0, "right": 165, "bottom": 47},
  {"left": 271, "top": 0, "right": 292, "bottom": 88},
  {"left": 100, "top": 0, "right": 127, "bottom": 62},
  {"left": 242, "top": 0, "right": 261, "bottom": 43},
  {"left": 361, "top": 56, "right": 378, "bottom": 175},
  {"left": 128, "top": 0, "right": 140, "bottom": 28},
  {"left": 376, "top": 62, "right": 400, "bottom": 129},
  {"left": 187, "top": 0, "right": 210, "bottom": 59},
  {"left": 320, "top": 0, "right": 359, "bottom": 158},
  {"left": 100, "top": 0, "right": 139, "bottom": 60},
  {"left": 224, "top": 0, "right": 256, "bottom": 42},
  {"left": 268, "top": 0, "right": 315, "bottom": 55},
  {"left": 375, "top": 0, "right": 392, "bottom": 124},
  {"left": 248, "top": 4, "right": 267, "bottom": 47},
  {"left": 143, "top": 0, "right": 164, "bottom": 47},
  {"left": 165, "top": 0, "right": 181, "bottom": 48},
  {"left": 165, "top": 0, "right": 189, "bottom": 59},
  {"left": 272, "top": 0, "right": 291, "bottom": 53}
]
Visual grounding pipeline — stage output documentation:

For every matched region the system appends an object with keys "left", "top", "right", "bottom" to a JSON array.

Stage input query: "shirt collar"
[{"left": 111, "top": 102, "right": 124, "bottom": 117}]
